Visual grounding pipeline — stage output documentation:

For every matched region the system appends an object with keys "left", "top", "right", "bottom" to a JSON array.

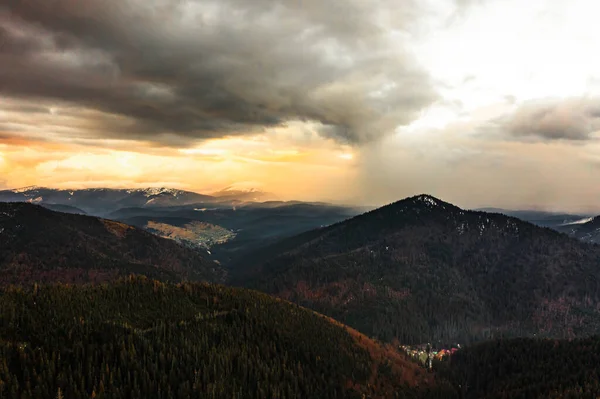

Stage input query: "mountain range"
[
  {"left": 0, "top": 187, "right": 361, "bottom": 262},
  {"left": 4, "top": 190, "right": 600, "bottom": 397},
  {"left": 0, "top": 186, "right": 213, "bottom": 216},
  {"left": 236, "top": 194, "right": 600, "bottom": 345},
  {"left": 0, "top": 186, "right": 278, "bottom": 216},
  {"left": 6, "top": 186, "right": 599, "bottom": 253}
]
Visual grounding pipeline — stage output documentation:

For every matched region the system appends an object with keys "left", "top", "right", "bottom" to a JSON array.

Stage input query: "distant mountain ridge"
[
  {"left": 556, "top": 215, "right": 600, "bottom": 243},
  {"left": 474, "top": 207, "right": 592, "bottom": 228},
  {"left": 239, "top": 194, "right": 600, "bottom": 345},
  {"left": 0, "top": 202, "right": 226, "bottom": 285},
  {"left": 110, "top": 201, "right": 361, "bottom": 264},
  {"left": 211, "top": 185, "right": 279, "bottom": 202},
  {"left": 477, "top": 206, "right": 600, "bottom": 244},
  {"left": 0, "top": 185, "right": 285, "bottom": 217},
  {"left": 0, "top": 186, "right": 215, "bottom": 216}
]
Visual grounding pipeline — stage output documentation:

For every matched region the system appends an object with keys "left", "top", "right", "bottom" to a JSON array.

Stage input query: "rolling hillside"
[
  {"left": 0, "top": 277, "right": 452, "bottom": 398},
  {"left": 0, "top": 203, "right": 225, "bottom": 285},
  {"left": 238, "top": 194, "right": 600, "bottom": 345}
]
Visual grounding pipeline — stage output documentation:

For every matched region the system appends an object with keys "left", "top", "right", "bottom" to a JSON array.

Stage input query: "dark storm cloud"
[{"left": 0, "top": 0, "right": 439, "bottom": 145}]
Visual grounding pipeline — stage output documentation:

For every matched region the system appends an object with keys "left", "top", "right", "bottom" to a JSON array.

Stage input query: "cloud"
[
  {"left": 487, "top": 98, "right": 600, "bottom": 141},
  {"left": 350, "top": 128, "right": 600, "bottom": 213},
  {"left": 0, "top": 0, "right": 439, "bottom": 146},
  {"left": 0, "top": 135, "right": 358, "bottom": 201}
]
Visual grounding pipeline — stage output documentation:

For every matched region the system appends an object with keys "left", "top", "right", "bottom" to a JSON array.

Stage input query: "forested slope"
[
  {"left": 438, "top": 337, "right": 600, "bottom": 398},
  {"left": 0, "top": 203, "right": 225, "bottom": 285},
  {"left": 239, "top": 194, "right": 600, "bottom": 345},
  {"left": 0, "top": 277, "right": 453, "bottom": 398}
]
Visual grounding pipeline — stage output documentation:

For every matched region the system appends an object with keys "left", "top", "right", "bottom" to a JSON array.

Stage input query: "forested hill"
[
  {"left": 0, "top": 202, "right": 225, "bottom": 285},
  {"left": 438, "top": 336, "right": 600, "bottom": 398},
  {"left": 238, "top": 194, "right": 600, "bottom": 345},
  {"left": 0, "top": 277, "right": 454, "bottom": 398}
]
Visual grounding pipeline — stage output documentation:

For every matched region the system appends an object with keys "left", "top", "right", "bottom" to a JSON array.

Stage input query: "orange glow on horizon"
[{"left": 0, "top": 132, "right": 358, "bottom": 201}]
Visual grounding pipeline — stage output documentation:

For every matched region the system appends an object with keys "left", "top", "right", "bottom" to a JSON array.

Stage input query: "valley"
[
  {"left": 0, "top": 187, "right": 363, "bottom": 264},
  {"left": 144, "top": 220, "right": 237, "bottom": 249},
  {"left": 2, "top": 187, "right": 600, "bottom": 397}
]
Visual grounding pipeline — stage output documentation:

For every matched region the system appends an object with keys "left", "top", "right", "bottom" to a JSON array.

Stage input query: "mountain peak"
[
  {"left": 412, "top": 194, "right": 442, "bottom": 206},
  {"left": 392, "top": 194, "right": 457, "bottom": 212},
  {"left": 222, "top": 186, "right": 259, "bottom": 193},
  {"left": 126, "top": 187, "right": 185, "bottom": 197},
  {"left": 10, "top": 185, "right": 44, "bottom": 193},
  {"left": 242, "top": 192, "right": 600, "bottom": 345},
  {"left": 211, "top": 184, "right": 278, "bottom": 201}
]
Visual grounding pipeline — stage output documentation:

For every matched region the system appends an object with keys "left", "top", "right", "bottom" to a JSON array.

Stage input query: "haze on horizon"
[{"left": 1, "top": 0, "right": 600, "bottom": 213}]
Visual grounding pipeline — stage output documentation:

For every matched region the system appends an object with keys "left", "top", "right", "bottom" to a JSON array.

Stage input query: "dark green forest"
[
  {"left": 0, "top": 277, "right": 454, "bottom": 399},
  {"left": 238, "top": 195, "right": 600, "bottom": 345},
  {"left": 437, "top": 336, "right": 600, "bottom": 398}
]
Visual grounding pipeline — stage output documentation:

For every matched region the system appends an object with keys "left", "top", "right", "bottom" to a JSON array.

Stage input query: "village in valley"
[{"left": 399, "top": 343, "right": 461, "bottom": 369}]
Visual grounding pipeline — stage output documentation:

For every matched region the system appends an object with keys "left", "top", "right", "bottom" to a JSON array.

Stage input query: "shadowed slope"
[
  {"left": 239, "top": 194, "right": 600, "bottom": 344},
  {"left": 0, "top": 277, "right": 449, "bottom": 398},
  {"left": 0, "top": 202, "right": 225, "bottom": 285}
]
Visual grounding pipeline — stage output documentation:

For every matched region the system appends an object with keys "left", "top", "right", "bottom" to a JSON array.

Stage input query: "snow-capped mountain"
[
  {"left": 474, "top": 207, "right": 592, "bottom": 228},
  {"left": 211, "top": 184, "right": 278, "bottom": 202},
  {"left": 556, "top": 216, "right": 600, "bottom": 244},
  {"left": 559, "top": 217, "right": 595, "bottom": 226},
  {"left": 0, "top": 187, "right": 215, "bottom": 216}
]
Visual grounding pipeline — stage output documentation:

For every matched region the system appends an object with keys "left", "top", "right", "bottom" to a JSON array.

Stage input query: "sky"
[{"left": 1, "top": 0, "right": 600, "bottom": 212}]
